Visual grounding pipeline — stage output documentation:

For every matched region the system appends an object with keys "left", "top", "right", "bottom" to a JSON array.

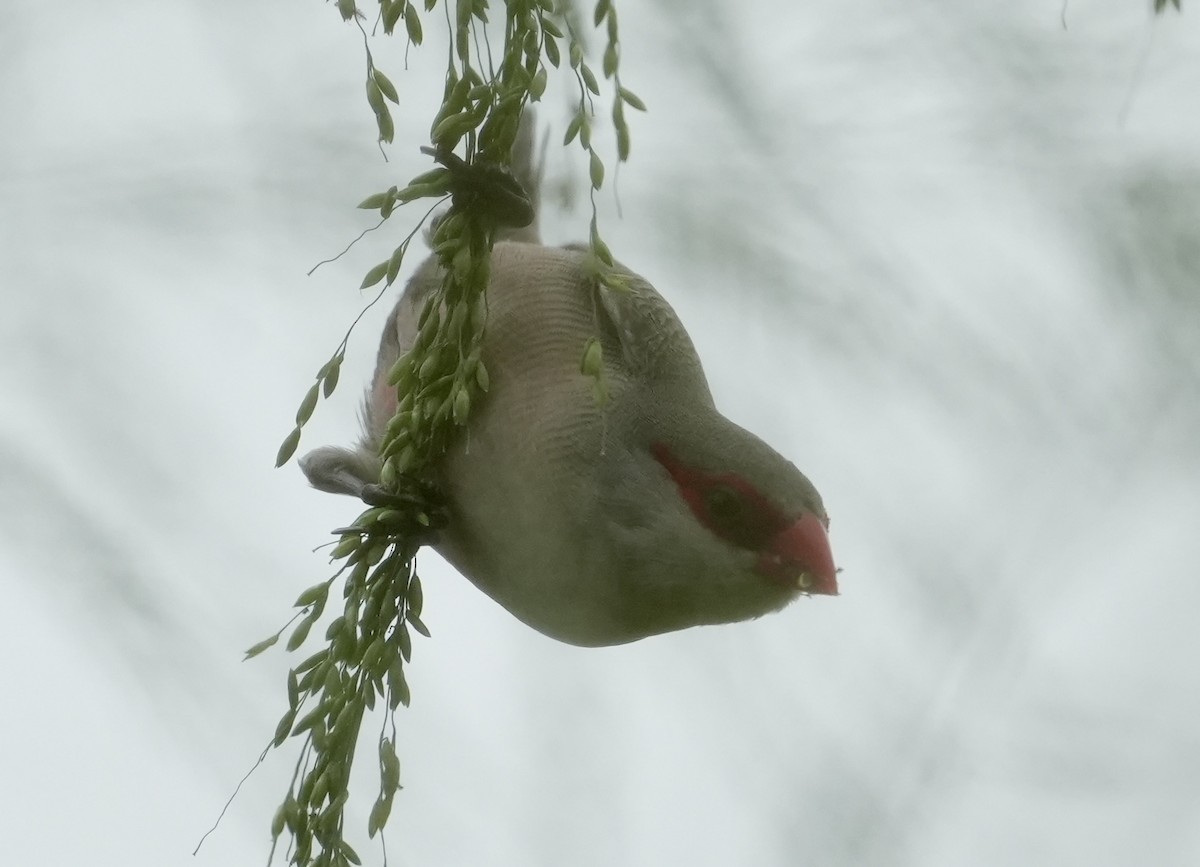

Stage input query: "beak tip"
[
  {"left": 792, "top": 514, "right": 838, "bottom": 597},
  {"left": 794, "top": 561, "right": 839, "bottom": 596},
  {"left": 765, "top": 514, "right": 840, "bottom": 597}
]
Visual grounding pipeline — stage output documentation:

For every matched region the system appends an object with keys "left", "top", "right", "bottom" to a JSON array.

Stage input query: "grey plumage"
[{"left": 301, "top": 113, "right": 835, "bottom": 646}]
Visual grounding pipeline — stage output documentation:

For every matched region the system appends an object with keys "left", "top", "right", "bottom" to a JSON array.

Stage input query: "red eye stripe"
[{"left": 650, "top": 443, "right": 790, "bottom": 550}]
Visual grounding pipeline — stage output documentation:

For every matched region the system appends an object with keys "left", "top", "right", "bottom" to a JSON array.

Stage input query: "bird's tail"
[{"left": 497, "top": 107, "right": 544, "bottom": 244}]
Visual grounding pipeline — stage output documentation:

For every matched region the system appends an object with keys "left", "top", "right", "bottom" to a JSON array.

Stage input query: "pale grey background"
[{"left": 2, "top": 1, "right": 1199, "bottom": 865}]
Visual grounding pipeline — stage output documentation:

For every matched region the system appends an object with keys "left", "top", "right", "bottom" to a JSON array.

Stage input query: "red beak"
[{"left": 761, "top": 513, "right": 838, "bottom": 595}]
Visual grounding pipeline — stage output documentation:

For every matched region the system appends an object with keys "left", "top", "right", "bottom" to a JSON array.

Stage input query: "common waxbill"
[{"left": 301, "top": 121, "right": 836, "bottom": 647}]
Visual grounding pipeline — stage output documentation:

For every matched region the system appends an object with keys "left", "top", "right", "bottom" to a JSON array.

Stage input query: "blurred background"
[{"left": 2, "top": 1, "right": 1199, "bottom": 864}]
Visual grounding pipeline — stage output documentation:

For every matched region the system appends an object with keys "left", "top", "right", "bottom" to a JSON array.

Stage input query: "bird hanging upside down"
[{"left": 300, "top": 116, "right": 837, "bottom": 647}]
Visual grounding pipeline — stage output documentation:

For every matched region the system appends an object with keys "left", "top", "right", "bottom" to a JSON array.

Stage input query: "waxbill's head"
[
  {"left": 559, "top": 371, "right": 836, "bottom": 644},
  {"left": 649, "top": 423, "right": 835, "bottom": 598},
  {"left": 300, "top": 115, "right": 837, "bottom": 646}
]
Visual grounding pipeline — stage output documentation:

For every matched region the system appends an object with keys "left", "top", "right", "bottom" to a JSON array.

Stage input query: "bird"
[{"left": 300, "top": 116, "right": 837, "bottom": 647}]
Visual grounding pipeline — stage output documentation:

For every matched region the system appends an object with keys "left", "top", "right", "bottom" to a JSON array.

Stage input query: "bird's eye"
[
  {"left": 700, "top": 482, "right": 779, "bottom": 552},
  {"left": 705, "top": 484, "right": 745, "bottom": 524}
]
